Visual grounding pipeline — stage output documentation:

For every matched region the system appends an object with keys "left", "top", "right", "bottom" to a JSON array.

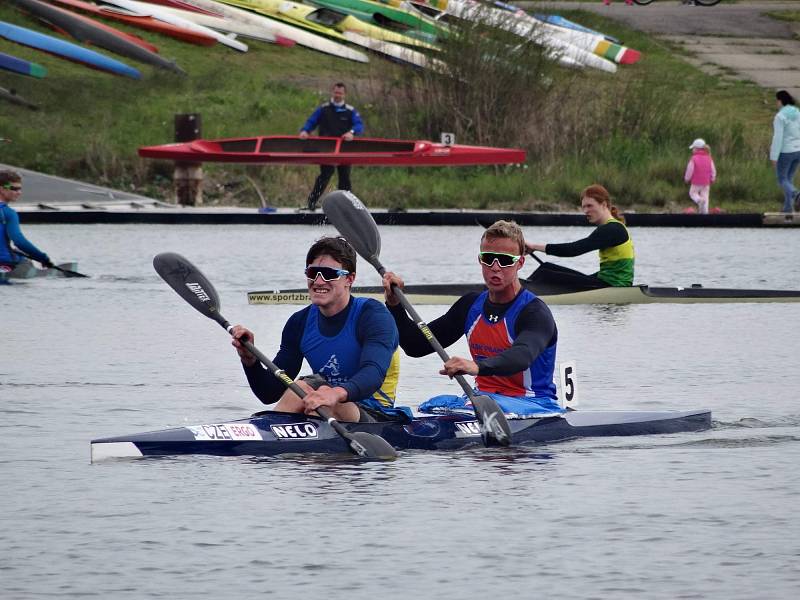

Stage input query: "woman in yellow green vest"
[{"left": 526, "top": 184, "right": 635, "bottom": 287}]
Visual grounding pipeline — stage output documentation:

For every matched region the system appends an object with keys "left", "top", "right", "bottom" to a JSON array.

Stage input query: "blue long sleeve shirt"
[
  {"left": 243, "top": 297, "right": 397, "bottom": 405},
  {"left": 0, "top": 202, "right": 49, "bottom": 265}
]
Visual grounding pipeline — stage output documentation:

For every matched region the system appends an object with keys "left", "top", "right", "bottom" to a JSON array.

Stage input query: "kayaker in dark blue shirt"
[
  {"left": 299, "top": 82, "right": 364, "bottom": 212},
  {"left": 230, "top": 236, "right": 405, "bottom": 423},
  {"left": 0, "top": 170, "right": 52, "bottom": 274}
]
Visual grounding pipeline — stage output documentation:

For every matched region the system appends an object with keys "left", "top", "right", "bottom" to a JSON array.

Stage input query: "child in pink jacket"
[{"left": 684, "top": 138, "right": 717, "bottom": 214}]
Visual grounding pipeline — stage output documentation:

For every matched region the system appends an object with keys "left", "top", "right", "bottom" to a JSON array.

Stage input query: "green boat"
[{"left": 308, "top": 0, "right": 444, "bottom": 42}]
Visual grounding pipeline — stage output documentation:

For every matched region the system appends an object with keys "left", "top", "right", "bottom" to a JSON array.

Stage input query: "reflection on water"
[{"left": 2, "top": 224, "right": 800, "bottom": 599}]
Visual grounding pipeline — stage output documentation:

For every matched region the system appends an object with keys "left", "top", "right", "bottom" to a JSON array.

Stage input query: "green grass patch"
[
  {"left": 766, "top": 11, "right": 800, "bottom": 23},
  {"left": 0, "top": 3, "right": 785, "bottom": 213}
]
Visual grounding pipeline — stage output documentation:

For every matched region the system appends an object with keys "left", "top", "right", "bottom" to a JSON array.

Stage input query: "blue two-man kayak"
[{"left": 0, "top": 20, "right": 141, "bottom": 79}]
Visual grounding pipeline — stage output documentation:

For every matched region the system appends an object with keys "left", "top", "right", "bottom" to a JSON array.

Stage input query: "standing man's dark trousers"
[{"left": 306, "top": 165, "right": 352, "bottom": 210}]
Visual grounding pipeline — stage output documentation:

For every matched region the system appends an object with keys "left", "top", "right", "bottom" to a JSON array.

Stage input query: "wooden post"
[{"left": 174, "top": 113, "right": 203, "bottom": 206}]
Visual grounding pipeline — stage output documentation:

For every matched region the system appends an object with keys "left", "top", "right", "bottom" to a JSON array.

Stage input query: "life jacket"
[
  {"left": 317, "top": 102, "right": 358, "bottom": 137},
  {"left": 466, "top": 289, "right": 557, "bottom": 400},
  {"left": 597, "top": 218, "right": 635, "bottom": 287},
  {"left": 300, "top": 296, "right": 400, "bottom": 408}
]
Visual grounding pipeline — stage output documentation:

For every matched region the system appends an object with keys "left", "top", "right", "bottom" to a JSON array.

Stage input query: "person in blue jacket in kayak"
[
  {"left": 230, "top": 236, "right": 408, "bottom": 423},
  {"left": 382, "top": 220, "right": 564, "bottom": 418},
  {"left": 0, "top": 170, "right": 52, "bottom": 275},
  {"left": 299, "top": 82, "right": 364, "bottom": 212}
]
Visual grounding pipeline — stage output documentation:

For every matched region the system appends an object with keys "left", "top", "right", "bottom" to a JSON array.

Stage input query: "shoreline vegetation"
[{"left": 0, "top": 2, "right": 790, "bottom": 213}]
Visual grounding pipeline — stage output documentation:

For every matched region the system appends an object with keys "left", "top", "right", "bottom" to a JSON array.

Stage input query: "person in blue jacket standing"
[
  {"left": 299, "top": 82, "right": 364, "bottom": 211},
  {"left": 770, "top": 90, "right": 800, "bottom": 213},
  {"left": 0, "top": 170, "right": 51, "bottom": 276}
]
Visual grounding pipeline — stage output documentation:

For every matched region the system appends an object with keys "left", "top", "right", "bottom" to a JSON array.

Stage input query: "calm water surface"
[{"left": 2, "top": 224, "right": 799, "bottom": 599}]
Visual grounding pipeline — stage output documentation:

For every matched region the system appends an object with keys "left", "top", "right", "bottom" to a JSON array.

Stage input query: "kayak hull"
[
  {"left": 0, "top": 261, "right": 78, "bottom": 282},
  {"left": 48, "top": 0, "right": 218, "bottom": 47},
  {"left": 0, "top": 20, "right": 141, "bottom": 79},
  {"left": 248, "top": 282, "right": 800, "bottom": 305},
  {"left": 138, "top": 135, "right": 526, "bottom": 166},
  {"left": 90, "top": 408, "right": 712, "bottom": 461},
  {"left": 0, "top": 50, "right": 47, "bottom": 77}
]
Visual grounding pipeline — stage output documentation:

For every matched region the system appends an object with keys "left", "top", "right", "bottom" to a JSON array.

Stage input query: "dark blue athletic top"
[{"left": 243, "top": 296, "right": 398, "bottom": 405}]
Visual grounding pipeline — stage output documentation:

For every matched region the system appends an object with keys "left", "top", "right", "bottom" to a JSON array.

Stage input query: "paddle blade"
[
  {"left": 55, "top": 265, "right": 89, "bottom": 278},
  {"left": 471, "top": 395, "right": 512, "bottom": 447},
  {"left": 153, "top": 252, "right": 225, "bottom": 325},
  {"left": 321, "top": 191, "right": 383, "bottom": 271},
  {"left": 349, "top": 431, "right": 398, "bottom": 461}
]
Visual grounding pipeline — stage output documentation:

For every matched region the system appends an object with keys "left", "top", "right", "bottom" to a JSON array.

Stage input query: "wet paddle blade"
[
  {"left": 153, "top": 252, "right": 224, "bottom": 325},
  {"left": 471, "top": 394, "right": 512, "bottom": 447},
  {"left": 55, "top": 265, "right": 89, "bottom": 278},
  {"left": 349, "top": 431, "right": 398, "bottom": 460},
  {"left": 322, "top": 191, "right": 383, "bottom": 270}
]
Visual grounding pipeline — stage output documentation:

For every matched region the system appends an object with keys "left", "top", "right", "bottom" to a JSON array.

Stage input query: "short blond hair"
[{"left": 481, "top": 220, "right": 525, "bottom": 255}]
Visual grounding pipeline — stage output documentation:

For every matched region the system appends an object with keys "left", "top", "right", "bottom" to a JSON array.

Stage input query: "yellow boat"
[
  {"left": 286, "top": 3, "right": 437, "bottom": 49},
  {"left": 220, "top": 0, "right": 434, "bottom": 49}
]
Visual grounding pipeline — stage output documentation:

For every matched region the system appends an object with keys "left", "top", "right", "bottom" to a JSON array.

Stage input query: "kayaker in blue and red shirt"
[
  {"left": 382, "top": 220, "right": 563, "bottom": 418},
  {"left": 0, "top": 170, "right": 52, "bottom": 274},
  {"left": 299, "top": 82, "right": 364, "bottom": 212}
]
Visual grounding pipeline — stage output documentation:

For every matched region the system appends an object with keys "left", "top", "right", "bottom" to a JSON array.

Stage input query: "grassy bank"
[{"left": 0, "top": 2, "right": 786, "bottom": 212}]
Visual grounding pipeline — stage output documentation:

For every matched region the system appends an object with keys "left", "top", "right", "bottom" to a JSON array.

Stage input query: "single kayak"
[
  {"left": 47, "top": 0, "right": 219, "bottom": 47},
  {"left": 309, "top": 0, "right": 443, "bottom": 43},
  {"left": 90, "top": 408, "right": 712, "bottom": 461},
  {"left": 0, "top": 20, "right": 142, "bottom": 79},
  {"left": 0, "top": 261, "right": 79, "bottom": 283},
  {"left": 247, "top": 260, "right": 800, "bottom": 305},
  {"left": 0, "top": 50, "right": 47, "bottom": 77},
  {"left": 138, "top": 135, "right": 526, "bottom": 166},
  {"left": 99, "top": 0, "right": 253, "bottom": 51},
  {"left": 533, "top": 13, "right": 622, "bottom": 45},
  {"left": 135, "top": 0, "right": 368, "bottom": 61},
  {"left": 10, "top": 0, "right": 186, "bottom": 74}
]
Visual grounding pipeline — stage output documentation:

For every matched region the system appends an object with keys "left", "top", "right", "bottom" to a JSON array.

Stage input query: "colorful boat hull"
[
  {"left": 90, "top": 408, "right": 712, "bottom": 461},
  {"left": 47, "top": 0, "right": 218, "bottom": 47},
  {"left": 0, "top": 50, "right": 47, "bottom": 77},
  {"left": 10, "top": 0, "right": 185, "bottom": 74},
  {"left": 0, "top": 20, "right": 141, "bottom": 79},
  {"left": 137, "top": 0, "right": 368, "bottom": 60},
  {"left": 310, "top": 0, "right": 443, "bottom": 43},
  {"left": 533, "top": 12, "right": 622, "bottom": 45},
  {"left": 138, "top": 135, "right": 526, "bottom": 166}
]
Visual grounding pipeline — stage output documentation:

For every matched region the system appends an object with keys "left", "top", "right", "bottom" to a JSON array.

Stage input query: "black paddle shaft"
[
  {"left": 14, "top": 249, "right": 89, "bottom": 278},
  {"left": 152, "top": 252, "right": 397, "bottom": 460}
]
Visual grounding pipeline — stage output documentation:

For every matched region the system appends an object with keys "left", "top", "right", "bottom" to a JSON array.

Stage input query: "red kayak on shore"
[{"left": 138, "top": 135, "right": 526, "bottom": 166}]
